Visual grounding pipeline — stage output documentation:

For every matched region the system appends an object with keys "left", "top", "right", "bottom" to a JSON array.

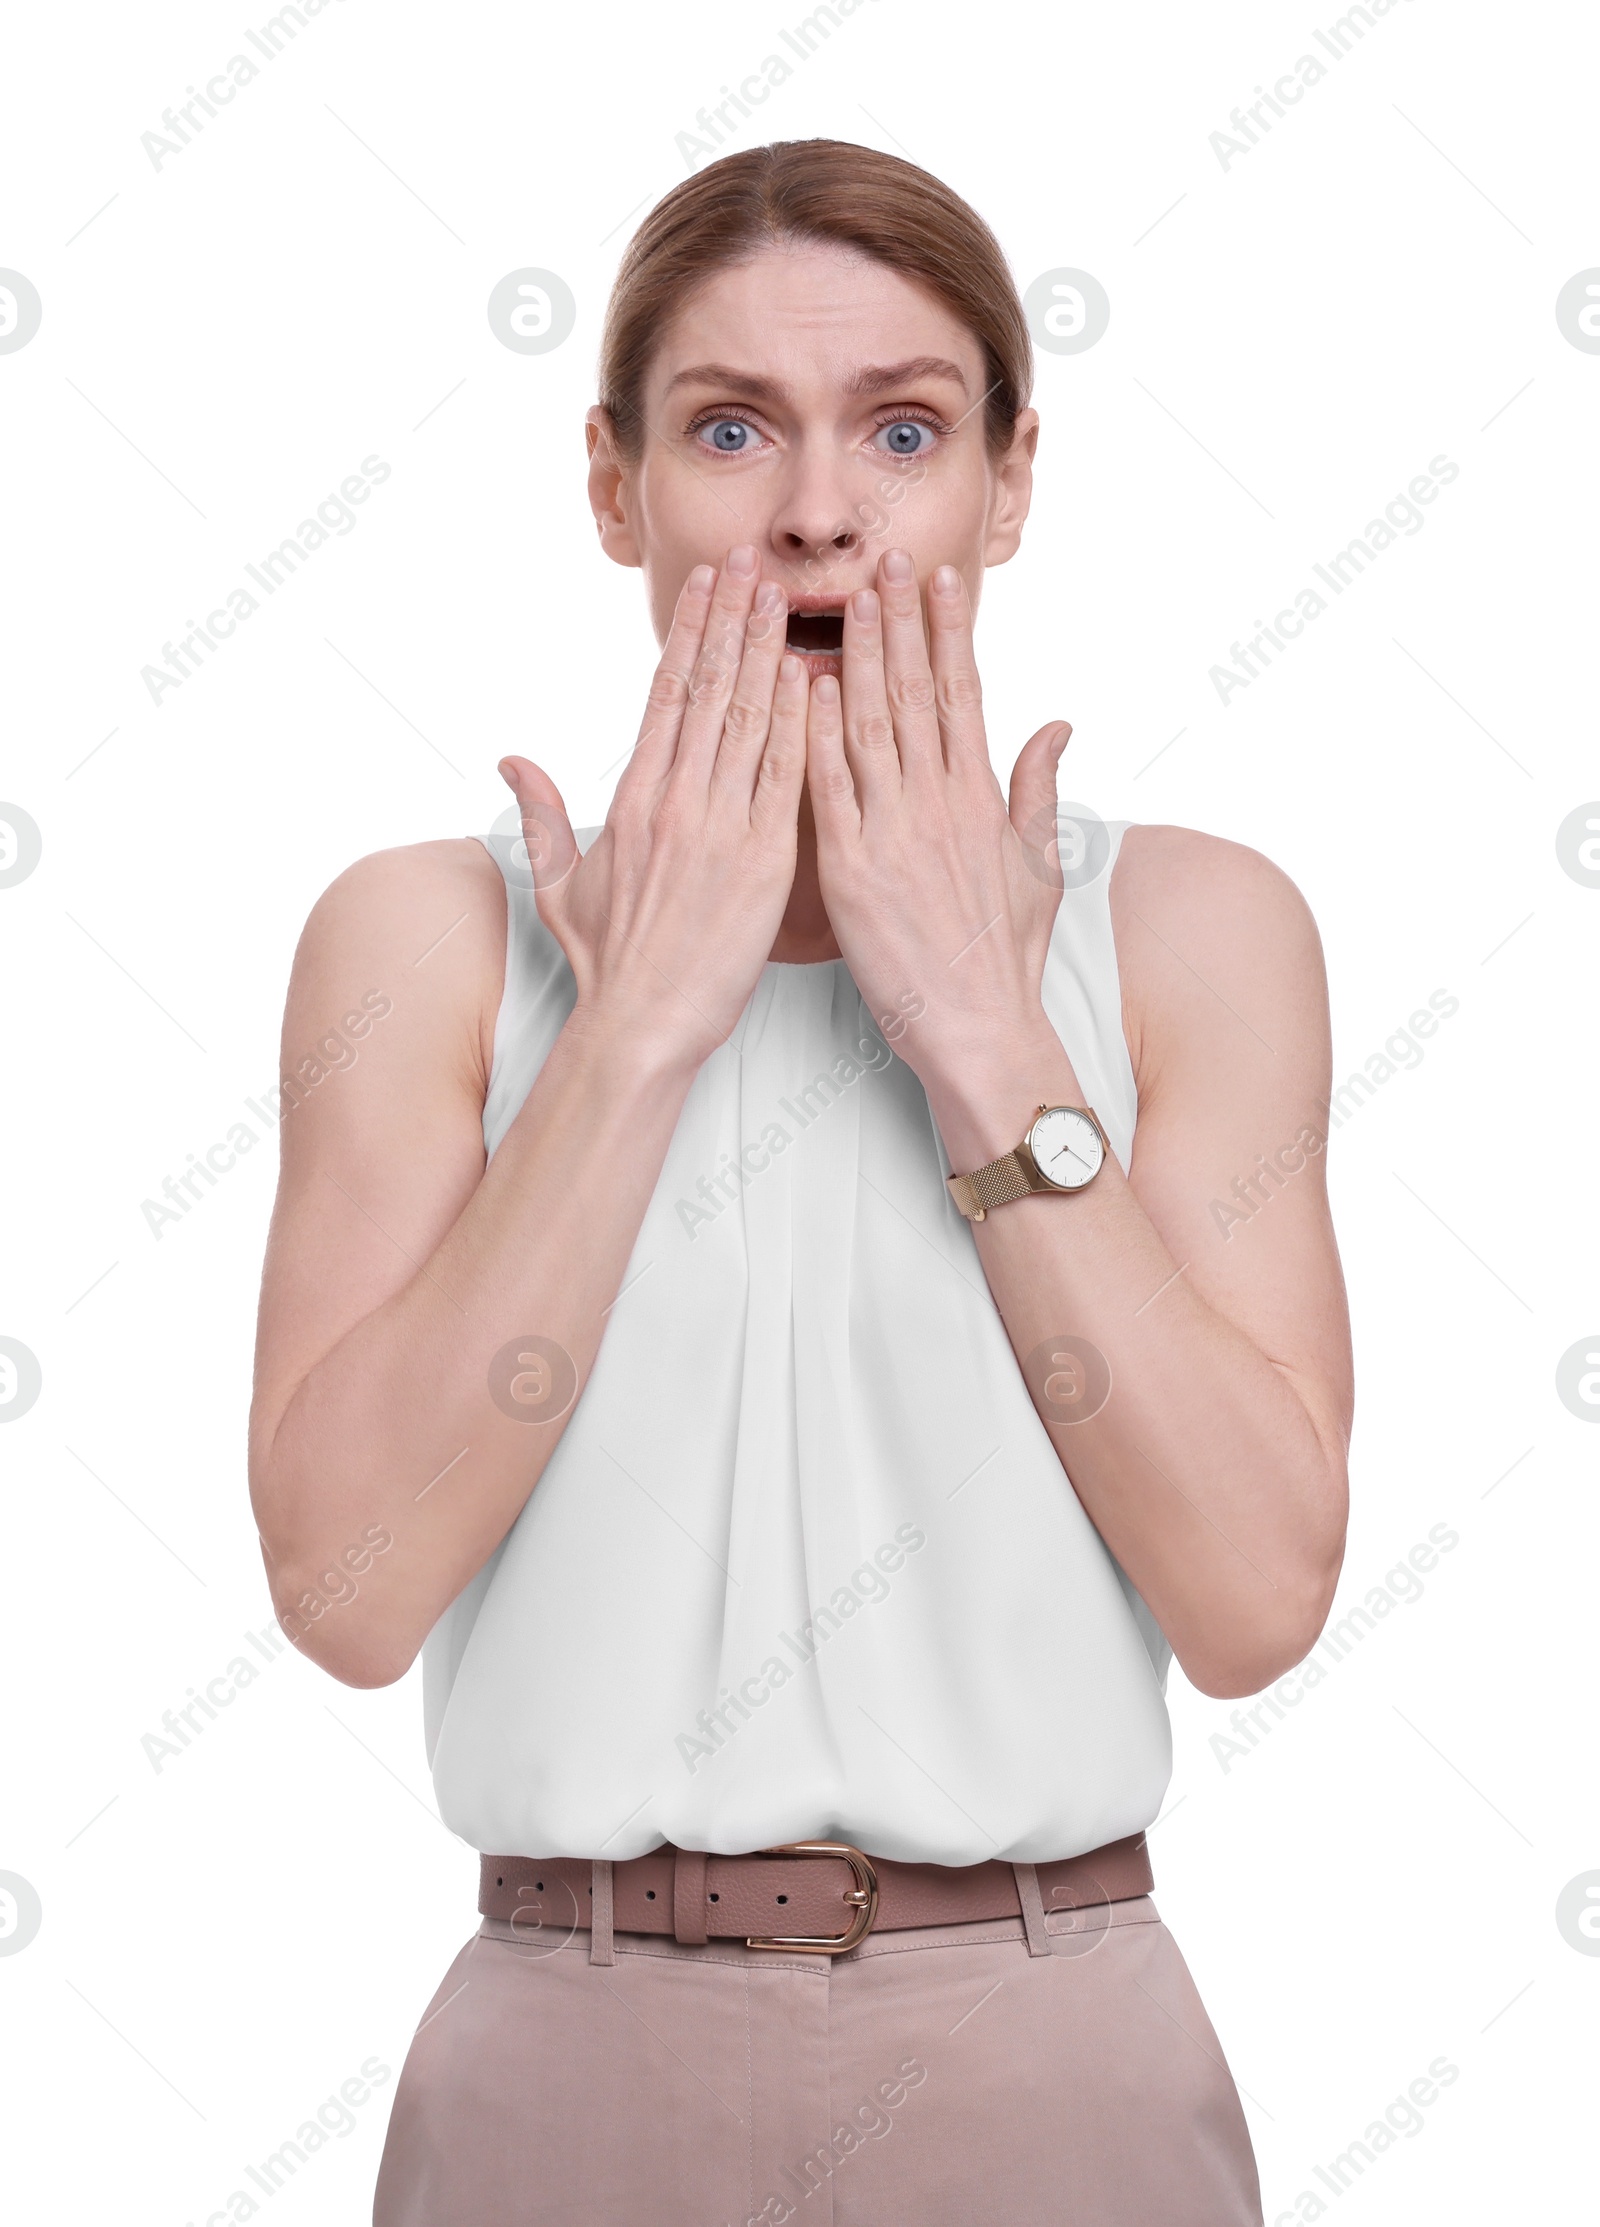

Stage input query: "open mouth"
[{"left": 785, "top": 608, "right": 845, "bottom": 655}]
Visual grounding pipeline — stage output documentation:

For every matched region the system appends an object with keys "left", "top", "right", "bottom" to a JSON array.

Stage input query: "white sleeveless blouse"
[{"left": 422, "top": 818, "right": 1173, "bottom": 1865}]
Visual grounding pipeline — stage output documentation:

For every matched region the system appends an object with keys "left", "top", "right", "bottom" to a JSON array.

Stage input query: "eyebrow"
[{"left": 659, "top": 356, "right": 973, "bottom": 405}]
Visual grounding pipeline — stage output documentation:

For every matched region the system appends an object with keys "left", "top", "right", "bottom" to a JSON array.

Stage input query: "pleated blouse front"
[{"left": 422, "top": 817, "right": 1173, "bottom": 1864}]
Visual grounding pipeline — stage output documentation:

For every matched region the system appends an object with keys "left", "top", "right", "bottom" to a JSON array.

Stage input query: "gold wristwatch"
[{"left": 947, "top": 1104, "right": 1110, "bottom": 1222}]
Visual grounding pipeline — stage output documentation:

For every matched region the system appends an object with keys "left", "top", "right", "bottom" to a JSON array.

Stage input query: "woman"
[{"left": 249, "top": 140, "right": 1351, "bottom": 2225}]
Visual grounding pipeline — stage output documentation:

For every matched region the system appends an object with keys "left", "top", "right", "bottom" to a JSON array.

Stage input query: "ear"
[
  {"left": 983, "top": 405, "right": 1038, "bottom": 568},
  {"left": 585, "top": 405, "right": 643, "bottom": 569}
]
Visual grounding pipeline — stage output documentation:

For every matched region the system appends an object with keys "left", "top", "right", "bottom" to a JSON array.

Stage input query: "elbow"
[
  {"left": 281, "top": 1609, "right": 418, "bottom": 1690},
  {"left": 264, "top": 1566, "right": 420, "bottom": 1691},
  {"left": 301, "top": 1628, "right": 417, "bottom": 1690},
  {"left": 1179, "top": 1487, "right": 1348, "bottom": 1700},
  {"left": 1176, "top": 1569, "right": 1342, "bottom": 1702},
  {"left": 254, "top": 1475, "right": 421, "bottom": 1689}
]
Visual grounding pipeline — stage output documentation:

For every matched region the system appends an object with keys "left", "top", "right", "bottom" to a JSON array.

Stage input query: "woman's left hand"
[{"left": 805, "top": 547, "right": 1073, "bottom": 1090}]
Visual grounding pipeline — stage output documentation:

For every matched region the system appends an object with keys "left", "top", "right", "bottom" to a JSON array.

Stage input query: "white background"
[{"left": 2, "top": 1, "right": 1597, "bottom": 2220}]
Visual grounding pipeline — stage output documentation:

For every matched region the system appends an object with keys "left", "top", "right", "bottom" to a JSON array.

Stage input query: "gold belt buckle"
[{"left": 745, "top": 1840, "right": 880, "bottom": 1954}]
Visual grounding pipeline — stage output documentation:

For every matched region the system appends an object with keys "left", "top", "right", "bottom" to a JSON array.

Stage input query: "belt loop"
[
  {"left": 589, "top": 1860, "right": 615, "bottom": 1966},
  {"left": 1012, "top": 1861, "right": 1051, "bottom": 1957},
  {"left": 673, "top": 1848, "right": 709, "bottom": 1944}
]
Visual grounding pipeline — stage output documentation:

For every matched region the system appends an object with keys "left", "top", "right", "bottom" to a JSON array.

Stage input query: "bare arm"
[
  {"left": 248, "top": 554, "right": 809, "bottom": 1685},
  {"left": 921, "top": 827, "right": 1351, "bottom": 1700},
  {"left": 246, "top": 839, "right": 704, "bottom": 1686}
]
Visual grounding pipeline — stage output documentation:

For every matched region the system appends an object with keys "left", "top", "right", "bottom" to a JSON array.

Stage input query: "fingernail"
[
  {"left": 687, "top": 565, "right": 715, "bottom": 595},
  {"left": 779, "top": 652, "right": 804, "bottom": 682},
  {"left": 933, "top": 564, "right": 961, "bottom": 597},
  {"left": 882, "top": 548, "right": 914, "bottom": 583},
  {"left": 815, "top": 674, "right": 840, "bottom": 704},
  {"left": 851, "top": 588, "right": 877, "bottom": 623},
  {"left": 497, "top": 759, "right": 519, "bottom": 790},
  {"left": 755, "top": 579, "right": 786, "bottom": 615},
  {"left": 726, "top": 543, "right": 758, "bottom": 576}
]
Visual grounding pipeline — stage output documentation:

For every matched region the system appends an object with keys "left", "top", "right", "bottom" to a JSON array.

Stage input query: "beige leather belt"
[{"left": 479, "top": 1832, "right": 1153, "bottom": 1955}]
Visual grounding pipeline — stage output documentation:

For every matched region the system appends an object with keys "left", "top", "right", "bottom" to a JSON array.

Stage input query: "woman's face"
[{"left": 586, "top": 239, "right": 1038, "bottom": 679}]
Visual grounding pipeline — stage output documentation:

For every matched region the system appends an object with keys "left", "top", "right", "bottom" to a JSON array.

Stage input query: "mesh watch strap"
[{"left": 947, "top": 1150, "right": 1036, "bottom": 1222}]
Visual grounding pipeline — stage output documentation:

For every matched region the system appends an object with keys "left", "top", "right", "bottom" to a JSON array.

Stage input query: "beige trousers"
[{"left": 373, "top": 1886, "right": 1263, "bottom": 2225}]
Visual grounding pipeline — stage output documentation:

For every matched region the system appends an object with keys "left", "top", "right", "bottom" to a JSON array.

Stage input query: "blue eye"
[
  {"left": 696, "top": 418, "right": 756, "bottom": 453},
  {"left": 874, "top": 419, "right": 937, "bottom": 456}
]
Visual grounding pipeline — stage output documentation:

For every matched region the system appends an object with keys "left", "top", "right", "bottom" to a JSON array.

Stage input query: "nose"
[{"left": 765, "top": 447, "right": 865, "bottom": 573}]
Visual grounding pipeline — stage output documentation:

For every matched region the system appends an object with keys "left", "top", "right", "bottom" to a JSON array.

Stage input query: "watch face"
[{"left": 1028, "top": 1106, "right": 1105, "bottom": 1191}]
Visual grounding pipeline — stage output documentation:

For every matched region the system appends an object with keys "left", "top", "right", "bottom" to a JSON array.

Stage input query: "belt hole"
[
  {"left": 535, "top": 1880, "right": 543, "bottom": 1891},
  {"left": 708, "top": 1892, "right": 719, "bottom": 1902},
  {"left": 776, "top": 1894, "right": 788, "bottom": 1905},
  {"left": 495, "top": 1876, "right": 503, "bottom": 1887},
  {"left": 646, "top": 1889, "right": 656, "bottom": 1900}
]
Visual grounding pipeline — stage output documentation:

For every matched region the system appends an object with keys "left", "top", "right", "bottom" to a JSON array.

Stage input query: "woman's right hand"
[{"left": 497, "top": 546, "right": 809, "bottom": 1071}]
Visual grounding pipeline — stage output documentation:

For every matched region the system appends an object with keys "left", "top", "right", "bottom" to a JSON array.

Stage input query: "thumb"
[
  {"left": 1008, "top": 720, "right": 1072, "bottom": 841},
  {"left": 497, "top": 755, "right": 579, "bottom": 890}
]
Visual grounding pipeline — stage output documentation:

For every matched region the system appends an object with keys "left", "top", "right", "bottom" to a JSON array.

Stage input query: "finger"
[
  {"left": 614, "top": 565, "right": 716, "bottom": 810},
  {"left": 838, "top": 585, "right": 901, "bottom": 808},
  {"left": 673, "top": 543, "right": 762, "bottom": 790},
  {"left": 805, "top": 672, "right": 860, "bottom": 844},
  {"left": 1007, "top": 721, "right": 1074, "bottom": 846},
  {"left": 709, "top": 576, "right": 788, "bottom": 805},
  {"left": 749, "top": 650, "right": 811, "bottom": 836},
  {"left": 497, "top": 755, "right": 579, "bottom": 895},
  {"left": 874, "top": 547, "right": 942, "bottom": 778},
  {"left": 926, "top": 564, "right": 989, "bottom": 782}
]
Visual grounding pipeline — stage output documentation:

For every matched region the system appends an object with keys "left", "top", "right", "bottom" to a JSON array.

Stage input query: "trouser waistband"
[{"left": 479, "top": 1832, "right": 1154, "bottom": 1960}]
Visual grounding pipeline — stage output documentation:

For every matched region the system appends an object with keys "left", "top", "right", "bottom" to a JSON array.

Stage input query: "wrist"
[
  {"left": 561, "top": 997, "right": 707, "bottom": 1094},
  {"left": 919, "top": 1024, "right": 1085, "bottom": 1174}
]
